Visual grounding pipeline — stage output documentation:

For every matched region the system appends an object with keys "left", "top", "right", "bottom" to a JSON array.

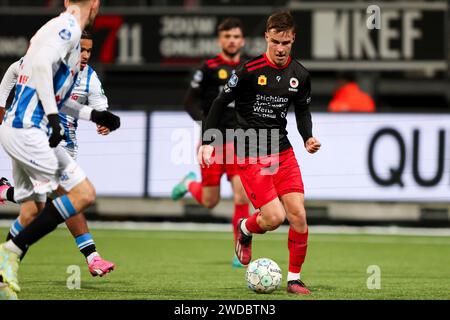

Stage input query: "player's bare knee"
[
  {"left": 233, "top": 193, "right": 248, "bottom": 205},
  {"left": 287, "top": 209, "right": 307, "bottom": 227},
  {"left": 203, "top": 197, "right": 219, "bottom": 209},
  {"left": 71, "top": 180, "right": 96, "bottom": 207},
  {"left": 266, "top": 213, "right": 285, "bottom": 231},
  {"left": 83, "top": 184, "right": 96, "bottom": 207},
  {"left": 19, "top": 202, "right": 41, "bottom": 225},
  {"left": 19, "top": 212, "right": 36, "bottom": 226}
]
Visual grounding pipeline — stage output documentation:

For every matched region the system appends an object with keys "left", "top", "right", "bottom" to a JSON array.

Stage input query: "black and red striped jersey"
[
  {"left": 187, "top": 54, "right": 241, "bottom": 133},
  {"left": 202, "top": 53, "right": 313, "bottom": 157}
]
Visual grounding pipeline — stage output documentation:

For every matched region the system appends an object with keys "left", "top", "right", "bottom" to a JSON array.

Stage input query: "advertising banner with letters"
[
  {"left": 149, "top": 112, "right": 450, "bottom": 202},
  {"left": 0, "top": 2, "right": 447, "bottom": 71},
  {"left": 0, "top": 111, "right": 147, "bottom": 197},
  {"left": 1, "top": 111, "right": 449, "bottom": 202}
]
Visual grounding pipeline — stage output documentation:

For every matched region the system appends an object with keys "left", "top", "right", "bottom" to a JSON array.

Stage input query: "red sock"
[
  {"left": 188, "top": 181, "right": 203, "bottom": 205},
  {"left": 244, "top": 211, "right": 266, "bottom": 234},
  {"left": 232, "top": 204, "right": 250, "bottom": 240},
  {"left": 288, "top": 227, "right": 308, "bottom": 274}
]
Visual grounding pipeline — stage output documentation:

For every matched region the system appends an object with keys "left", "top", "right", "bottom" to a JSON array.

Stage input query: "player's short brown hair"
[
  {"left": 217, "top": 17, "right": 244, "bottom": 36},
  {"left": 81, "top": 30, "right": 93, "bottom": 40},
  {"left": 266, "top": 10, "right": 296, "bottom": 33}
]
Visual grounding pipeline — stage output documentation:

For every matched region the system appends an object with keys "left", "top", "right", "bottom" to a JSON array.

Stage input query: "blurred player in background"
[
  {"left": 0, "top": 30, "right": 115, "bottom": 277},
  {"left": 199, "top": 11, "right": 321, "bottom": 295},
  {"left": 171, "top": 18, "right": 250, "bottom": 268},
  {"left": 0, "top": 0, "right": 121, "bottom": 298}
]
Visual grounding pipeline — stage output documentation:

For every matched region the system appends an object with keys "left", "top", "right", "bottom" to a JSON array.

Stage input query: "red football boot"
[
  {"left": 287, "top": 280, "right": 311, "bottom": 295},
  {"left": 235, "top": 219, "right": 252, "bottom": 266}
]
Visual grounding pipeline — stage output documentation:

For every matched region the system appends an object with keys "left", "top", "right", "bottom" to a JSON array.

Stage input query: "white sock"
[
  {"left": 240, "top": 219, "right": 252, "bottom": 236},
  {"left": 4, "top": 240, "right": 23, "bottom": 256},
  {"left": 287, "top": 272, "right": 300, "bottom": 282},
  {"left": 86, "top": 252, "right": 99, "bottom": 264}
]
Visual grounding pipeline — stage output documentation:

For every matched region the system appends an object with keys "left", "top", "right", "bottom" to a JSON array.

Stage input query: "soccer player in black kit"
[
  {"left": 199, "top": 11, "right": 321, "bottom": 295},
  {"left": 171, "top": 18, "right": 250, "bottom": 268}
]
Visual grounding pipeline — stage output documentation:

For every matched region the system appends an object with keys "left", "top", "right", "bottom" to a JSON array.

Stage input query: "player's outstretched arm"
[
  {"left": 90, "top": 109, "right": 120, "bottom": 132},
  {"left": 32, "top": 48, "right": 60, "bottom": 116},
  {"left": 86, "top": 70, "right": 112, "bottom": 135},
  {"left": 199, "top": 70, "right": 243, "bottom": 166},
  {"left": 61, "top": 98, "right": 120, "bottom": 132},
  {"left": 0, "top": 60, "right": 20, "bottom": 107},
  {"left": 32, "top": 48, "right": 67, "bottom": 147},
  {"left": 184, "top": 87, "right": 205, "bottom": 122},
  {"left": 0, "top": 60, "right": 21, "bottom": 124},
  {"left": 185, "top": 65, "right": 208, "bottom": 122},
  {"left": 293, "top": 73, "right": 320, "bottom": 153}
]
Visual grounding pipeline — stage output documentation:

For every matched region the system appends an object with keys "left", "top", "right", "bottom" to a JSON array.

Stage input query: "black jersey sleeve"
[
  {"left": 201, "top": 64, "right": 245, "bottom": 144},
  {"left": 184, "top": 64, "right": 208, "bottom": 121},
  {"left": 293, "top": 72, "right": 313, "bottom": 144}
]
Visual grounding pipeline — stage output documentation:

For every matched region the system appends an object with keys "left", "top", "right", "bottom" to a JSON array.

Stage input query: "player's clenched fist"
[
  {"left": 198, "top": 144, "right": 214, "bottom": 168},
  {"left": 97, "top": 125, "right": 110, "bottom": 136},
  {"left": 305, "top": 137, "right": 321, "bottom": 154},
  {"left": 90, "top": 110, "right": 121, "bottom": 132}
]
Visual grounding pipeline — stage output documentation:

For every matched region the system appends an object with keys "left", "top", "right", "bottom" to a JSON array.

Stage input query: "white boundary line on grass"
[{"left": 0, "top": 220, "right": 450, "bottom": 237}]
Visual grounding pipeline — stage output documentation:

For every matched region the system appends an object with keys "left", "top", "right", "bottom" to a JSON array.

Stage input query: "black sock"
[
  {"left": 80, "top": 244, "right": 97, "bottom": 259},
  {"left": 6, "top": 231, "right": 13, "bottom": 241},
  {"left": 6, "top": 187, "right": 16, "bottom": 203},
  {"left": 12, "top": 202, "right": 65, "bottom": 252}
]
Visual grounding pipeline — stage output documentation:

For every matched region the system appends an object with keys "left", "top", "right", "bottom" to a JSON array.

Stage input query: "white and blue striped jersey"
[
  {"left": 3, "top": 12, "right": 81, "bottom": 132},
  {"left": 61, "top": 65, "right": 109, "bottom": 158},
  {"left": 0, "top": 62, "right": 109, "bottom": 159}
]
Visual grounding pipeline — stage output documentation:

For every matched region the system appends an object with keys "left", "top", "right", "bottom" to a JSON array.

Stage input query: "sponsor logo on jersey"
[
  {"left": 258, "top": 75, "right": 267, "bottom": 86},
  {"left": 193, "top": 70, "right": 203, "bottom": 83},
  {"left": 59, "top": 29, "right": 72, "bottom": 41},
  {"left": 228, "top": 74, "right": 239, "bottom": 87},
  {"left": 218, "top": 69, "right": 228, "bottom": 80},
  {"left": 75, "top": 75, "right": 82, "bottom": 87},
  {"left": 68, "top": 17, "right": 76, "bottom": 27}
]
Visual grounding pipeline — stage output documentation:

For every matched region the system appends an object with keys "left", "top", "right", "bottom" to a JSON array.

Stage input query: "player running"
[
  {"left": 171, "top": 18, "right": 250, "bottom": 268},
  {"left": 0, "top": 30, "right": 115, "bottom": 277},
  {"left": 0, "top": 0, "right": 121, "bottom": 298},
  {"left": 198, "top": 11, "right": 321, "bottom": 295}
]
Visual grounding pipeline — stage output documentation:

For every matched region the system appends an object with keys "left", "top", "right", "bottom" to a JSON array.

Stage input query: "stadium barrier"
[{"left": 1, "top": 111, "right": 450, "bottom": 225}]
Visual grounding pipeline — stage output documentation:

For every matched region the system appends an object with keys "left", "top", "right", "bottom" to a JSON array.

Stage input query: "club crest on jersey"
[
  {"left": 218, "top": 69, "right": 228, "bottom": 80},
  {"left": 228, "top": 74, "right": 239, "bottom": 87},
  {"left": 258, "top": 75, "right": 267, "bottom": 86},
  {"left": 290, "top": 77, "right": 299, "bottom": 88},
  {"left": 75, "top": 75, "right": 81, "bottom": 87},
  {"left": 59, "top": 29, "right": 72, "bottom": 41},
  {"left": 289, "top": 77, "right": 299, "bottom": 92},
  {"left": 68, "top": 17, "right": 76, "bottom": 27}
]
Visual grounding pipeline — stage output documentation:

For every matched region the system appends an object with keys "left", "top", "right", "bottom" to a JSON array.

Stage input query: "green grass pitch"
[{"left": 3, "top": 227, "right": 449, "bottom": 300}]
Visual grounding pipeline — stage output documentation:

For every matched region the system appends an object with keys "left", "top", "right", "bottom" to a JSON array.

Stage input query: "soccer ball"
[{"left": 245, "top": 258, "right": 282, "bottom": 294}]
